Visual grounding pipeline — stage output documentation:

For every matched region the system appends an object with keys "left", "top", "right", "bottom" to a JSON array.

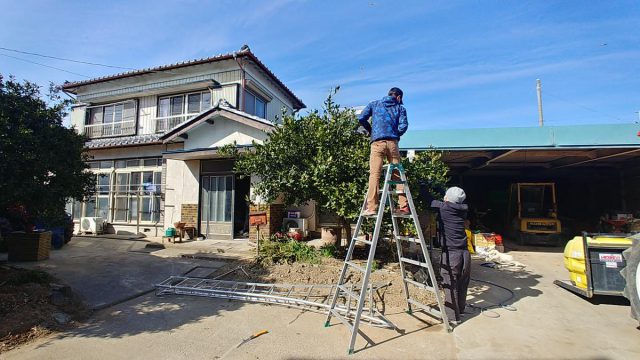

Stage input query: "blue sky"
[{"left": 1, "top": 0, "right": 639, "bottom": 129}]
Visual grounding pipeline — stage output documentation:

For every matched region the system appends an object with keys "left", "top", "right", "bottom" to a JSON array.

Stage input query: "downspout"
[{"left": 233, "top": 52, "right": 247, "bottom": 111}]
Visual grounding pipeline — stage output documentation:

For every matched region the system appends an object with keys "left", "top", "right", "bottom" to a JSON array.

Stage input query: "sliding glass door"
[{"left": 200, "top": 175, "right": 234, "bottom": 239}]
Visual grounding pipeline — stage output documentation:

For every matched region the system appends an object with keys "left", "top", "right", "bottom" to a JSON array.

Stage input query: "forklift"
[{"left": 507, "top": 182, "right": 562, "bottom": 246}]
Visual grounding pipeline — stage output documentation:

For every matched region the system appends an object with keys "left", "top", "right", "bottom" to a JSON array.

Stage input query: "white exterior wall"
[
  {"left": 164, "top": 159, "right": 200, "bottom": 229},
  {"left": 184, "top": 117, "right": 268, "bottom": 149},
  {"left": 70, "top": 106, "right": 86, "bottom": 132}
]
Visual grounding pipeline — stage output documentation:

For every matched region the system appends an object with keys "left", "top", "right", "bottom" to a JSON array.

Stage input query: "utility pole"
[{"left": 536, "top": 79, "right": 544, "bottom": 127}]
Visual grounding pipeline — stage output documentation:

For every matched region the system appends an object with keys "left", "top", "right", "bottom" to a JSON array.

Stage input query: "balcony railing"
[
  {"left": 154, "top": 114, "right": 192, "bottom": 133},
  {"left": 85, "top": 120, "right": 136, "bottom": 139}
]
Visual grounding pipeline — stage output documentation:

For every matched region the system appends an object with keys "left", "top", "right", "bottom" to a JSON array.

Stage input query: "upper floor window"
[
  {"left": 157, "top": 90, "right": 211, "bottom": 132},
  {"left": 85, "top": 101, "right": 136, "bottom": 138},
  {"left": 244, "top": 90, "right": 267, "bottom": 119}
]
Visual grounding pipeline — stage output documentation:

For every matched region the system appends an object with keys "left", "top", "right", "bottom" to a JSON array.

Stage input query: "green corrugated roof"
[{"left": 400, "top": 123, "right": 640, "bottom": 150}]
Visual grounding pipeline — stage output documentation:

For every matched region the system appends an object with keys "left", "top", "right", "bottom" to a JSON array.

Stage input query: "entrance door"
[{"left": 200, "top": 175, "right": 234, "bottom": 240}]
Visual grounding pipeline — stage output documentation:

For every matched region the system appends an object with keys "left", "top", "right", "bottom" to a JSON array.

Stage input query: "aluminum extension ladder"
[
  {"left": 324, "top": 163, "right": 451, "bottom": 354},
  {"left": 156, "top": 276, "right": 394, "bottom": 328}
]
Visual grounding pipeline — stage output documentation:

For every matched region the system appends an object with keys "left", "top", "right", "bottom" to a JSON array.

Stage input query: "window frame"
[
  {"left": 85, "top": 100, "right": 137, "bottom": 137},
  {"left": 243, "top": 89, "right": 267, "bottom": 119}
]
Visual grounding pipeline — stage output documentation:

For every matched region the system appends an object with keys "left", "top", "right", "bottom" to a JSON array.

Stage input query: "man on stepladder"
[{"left": 358, "top": 87, "right": 409, "bottom": 216}]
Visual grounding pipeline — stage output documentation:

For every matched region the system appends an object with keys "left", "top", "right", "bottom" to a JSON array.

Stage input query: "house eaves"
[
  {"left": 85, "top": 134, "right": 163, "bottom": 149},
  {"left": 62, "top": 47, "right": 305, "bottom": 110},
  {"left": 160, "top": 104, "right": 274, "bottom": 144}
]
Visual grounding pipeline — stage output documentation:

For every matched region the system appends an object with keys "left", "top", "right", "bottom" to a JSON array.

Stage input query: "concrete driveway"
[
  {"left": 4, "top": 243, "right": 640, "bottom": 359},
  {"left": 1, "top": 236, "right": 246, "bottom": 309}
]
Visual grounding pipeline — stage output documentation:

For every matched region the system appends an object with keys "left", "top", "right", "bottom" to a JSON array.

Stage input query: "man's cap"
[
  {"left": 388, "top": 87, "right": 404, "bottom": 104},
  {"left": 444, "top": 187, "right": 466, "bottom": 204}
]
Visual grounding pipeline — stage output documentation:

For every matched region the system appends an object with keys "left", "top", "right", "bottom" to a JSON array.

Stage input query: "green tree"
[
  {"left": 0, "top": 75, "right": 94, "bottom": 229},
  {"left": 223, "top": 89, "right": 450, "bottom": 241},
  {"left": 223, "top": 90, "right": 369, "bottom": 239}
]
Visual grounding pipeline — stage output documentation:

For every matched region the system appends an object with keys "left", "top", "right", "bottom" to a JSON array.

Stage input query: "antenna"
[{"left": 537, "top": 79, "right": 544, "bottom": 127}]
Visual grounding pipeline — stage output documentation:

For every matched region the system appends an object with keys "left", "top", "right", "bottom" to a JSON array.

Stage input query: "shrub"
[
  {"left": 259, "top": 236, "right": 320, "bottom": 265},
  {"left": 319, "top": 243, "right": 338, "bottom": 258}
]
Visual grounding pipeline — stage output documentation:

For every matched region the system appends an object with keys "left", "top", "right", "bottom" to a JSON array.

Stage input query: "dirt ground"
[
  {"left": 0, "top": 266, "right": 88, "bottom": 354},
  {"left": 210, "top": 256, "right": 438, "bottom": 310}
]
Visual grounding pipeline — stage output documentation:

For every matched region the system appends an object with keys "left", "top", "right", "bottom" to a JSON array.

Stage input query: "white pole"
[{"left": 537, "top": 79, "right": 544, "bottom": 127}]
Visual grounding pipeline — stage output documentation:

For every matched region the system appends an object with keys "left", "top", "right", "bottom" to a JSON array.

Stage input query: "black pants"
[{"left": 440, "top": 248, "right": 471, "bottom": 322}]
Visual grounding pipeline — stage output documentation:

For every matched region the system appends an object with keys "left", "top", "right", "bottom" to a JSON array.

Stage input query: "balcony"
[
  {"left": 154, "top": 114, "right": 192, "bottom": 133},
  {"left": 85, "top": 120, "right": 136, "bottom": 139}
]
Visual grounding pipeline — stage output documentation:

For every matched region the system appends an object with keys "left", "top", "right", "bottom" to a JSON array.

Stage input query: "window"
[
  {"left": 244, "top": 90, "right": 267, "bottom": 119},
  {"left": 85, "top": 101, "right": 136, "bottom": 138},
  {"left": 74, "top": 158, "right": 163, "bottom": 224},
  {"left": 157, "top": 90, "right": 211, "bottom": 132}
]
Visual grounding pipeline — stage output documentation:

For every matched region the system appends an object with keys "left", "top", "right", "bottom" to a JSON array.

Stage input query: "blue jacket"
[{"left": 358, "top": 96, "right": 408, "bottom": 142}]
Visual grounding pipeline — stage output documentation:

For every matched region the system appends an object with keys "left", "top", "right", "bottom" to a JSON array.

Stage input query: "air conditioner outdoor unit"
[
  {"left": 283, "top": 217, "right": 308, "bottom": 236},
  {"left": 80, "top": 217, "right": 105, "bottom": 234}
]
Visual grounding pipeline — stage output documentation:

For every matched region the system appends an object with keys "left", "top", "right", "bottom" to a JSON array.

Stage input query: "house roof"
[
  {"left": 62, "top": 46, "right": 305, "bottom": 109},
  {"left": 160, "top": 102, "right": 274, "bottom": 144},
  {"left": 85, "top": 134, "right": 163, "bottom": 149},
  {"left": 400, "top": 123, "right": 640, "bottom": 151}
]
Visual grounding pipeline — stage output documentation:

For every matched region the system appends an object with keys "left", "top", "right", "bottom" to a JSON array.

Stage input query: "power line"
[
  {"left": 544, "top": 90, "right": 624, "bottom": 122},
  {"left": 0, "top": 46, "right": 136, "bottom": 70},
  {"left": 0, "top": 52, "right": 90, "bottom": 78}
]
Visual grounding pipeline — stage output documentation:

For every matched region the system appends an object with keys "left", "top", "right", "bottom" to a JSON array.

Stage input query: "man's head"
[
  {"left": 444, "top": 187, "right": 466, "bottom": 204},
  {"left": 388, "top": 87, "right": 404, "bottom": 104}
]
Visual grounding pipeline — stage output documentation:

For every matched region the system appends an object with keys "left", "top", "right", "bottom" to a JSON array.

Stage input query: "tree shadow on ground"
[{"left": 462, "top": 258, "right": 543, "bottom": 323}]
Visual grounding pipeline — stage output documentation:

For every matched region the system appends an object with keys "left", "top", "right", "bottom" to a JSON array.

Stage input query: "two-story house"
[{"left": 63, "top": 45, "right": 305, "bottom": 240}]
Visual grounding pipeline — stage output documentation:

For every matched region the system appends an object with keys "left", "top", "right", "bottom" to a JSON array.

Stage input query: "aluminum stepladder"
[{"left": 324, "top": 163, "right": 451, "bottom": 354}]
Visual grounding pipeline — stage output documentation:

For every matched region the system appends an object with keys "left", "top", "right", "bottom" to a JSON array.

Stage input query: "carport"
[{"left": 400, "top": 123, "right": 640, "bottom": 239}]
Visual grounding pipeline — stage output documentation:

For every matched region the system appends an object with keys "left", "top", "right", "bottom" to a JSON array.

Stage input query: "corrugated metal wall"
[
  {"left": 212, "top": 84, "right": 239, "bottom": 108},
  {"left": 138, "top": 95, "right": 157, "bottom": 134}
]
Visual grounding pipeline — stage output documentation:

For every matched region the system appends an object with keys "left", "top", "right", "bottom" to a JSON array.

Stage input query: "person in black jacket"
[{"left": 420, "top": 184, "right": 470, "bottom": 326}]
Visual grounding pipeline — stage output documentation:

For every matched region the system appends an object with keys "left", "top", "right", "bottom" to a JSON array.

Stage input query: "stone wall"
[{"left": 248, "top": 203, "right": 285, "bottom": 241}]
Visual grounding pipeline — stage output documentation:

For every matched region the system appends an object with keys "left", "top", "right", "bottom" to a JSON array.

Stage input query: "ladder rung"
[
  {"left": 403, "top": 278, "right": 436, "bottom": 293},
  {"left": 387, "top": 180, "right": 406, "bottom": 185},
  {"left": 400, "top": 257, "right": 430, "bottom": 268},
  {"left": 396, "top": 235, "right": 421, "bottom": 244},
  {"left": 379, "top": 189, "right": 405, "bottom": 194},
  {"left": 361, "top": 213, "right": 378, "bottom": 218},
  {"left": 407, "top": 298, "right": 443, "bottom": 318},
  {"left": 392, "top": 213, "right": 413, "bottom": 219},
  {"left": 345, "top": 261, "right": 366, "bottom": 272},
  {"left": 338, "top": 284, "right": 362, "bottom": 300},
  {"left": 352, "top": 237, "right": 372, "bottom": 245}
]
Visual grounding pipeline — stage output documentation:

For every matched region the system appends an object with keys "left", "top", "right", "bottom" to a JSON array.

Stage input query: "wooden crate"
[{"left": 7, "top": 231, "right": 51, "bottom": 261}]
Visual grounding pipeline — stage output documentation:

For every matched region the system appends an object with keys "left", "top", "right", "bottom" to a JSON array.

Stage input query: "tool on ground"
[
  {"left": 324, "top": 163, "right": 450, "bottom": 355},
  {"left": 237, "top": 330, "right": 268, "bottom": 348},
  {"left": 155, "top": 277, "right": 394, "bottom": 328}
]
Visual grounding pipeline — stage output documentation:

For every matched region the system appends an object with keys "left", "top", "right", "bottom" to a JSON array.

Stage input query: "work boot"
[{"left": 362, "top": 209, "right": 377, "bottom": 216}]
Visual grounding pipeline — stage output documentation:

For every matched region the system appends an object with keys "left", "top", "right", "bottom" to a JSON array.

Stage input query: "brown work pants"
[{"left": 366, "top": 139, "right": 408, "bottom": 212}]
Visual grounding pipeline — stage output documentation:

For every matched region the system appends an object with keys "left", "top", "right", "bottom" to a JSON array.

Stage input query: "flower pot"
[{"left": 7, "top": 231, "right": 51, "bottom": 261}]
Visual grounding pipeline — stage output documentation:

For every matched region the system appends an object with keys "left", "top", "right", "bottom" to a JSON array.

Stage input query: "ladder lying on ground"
[
  {"left": 324, "top": 163, "right": 451, "bottom": 354},
  {"left": 156, "top": 276, "right": 394, "bottom": 328}
]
